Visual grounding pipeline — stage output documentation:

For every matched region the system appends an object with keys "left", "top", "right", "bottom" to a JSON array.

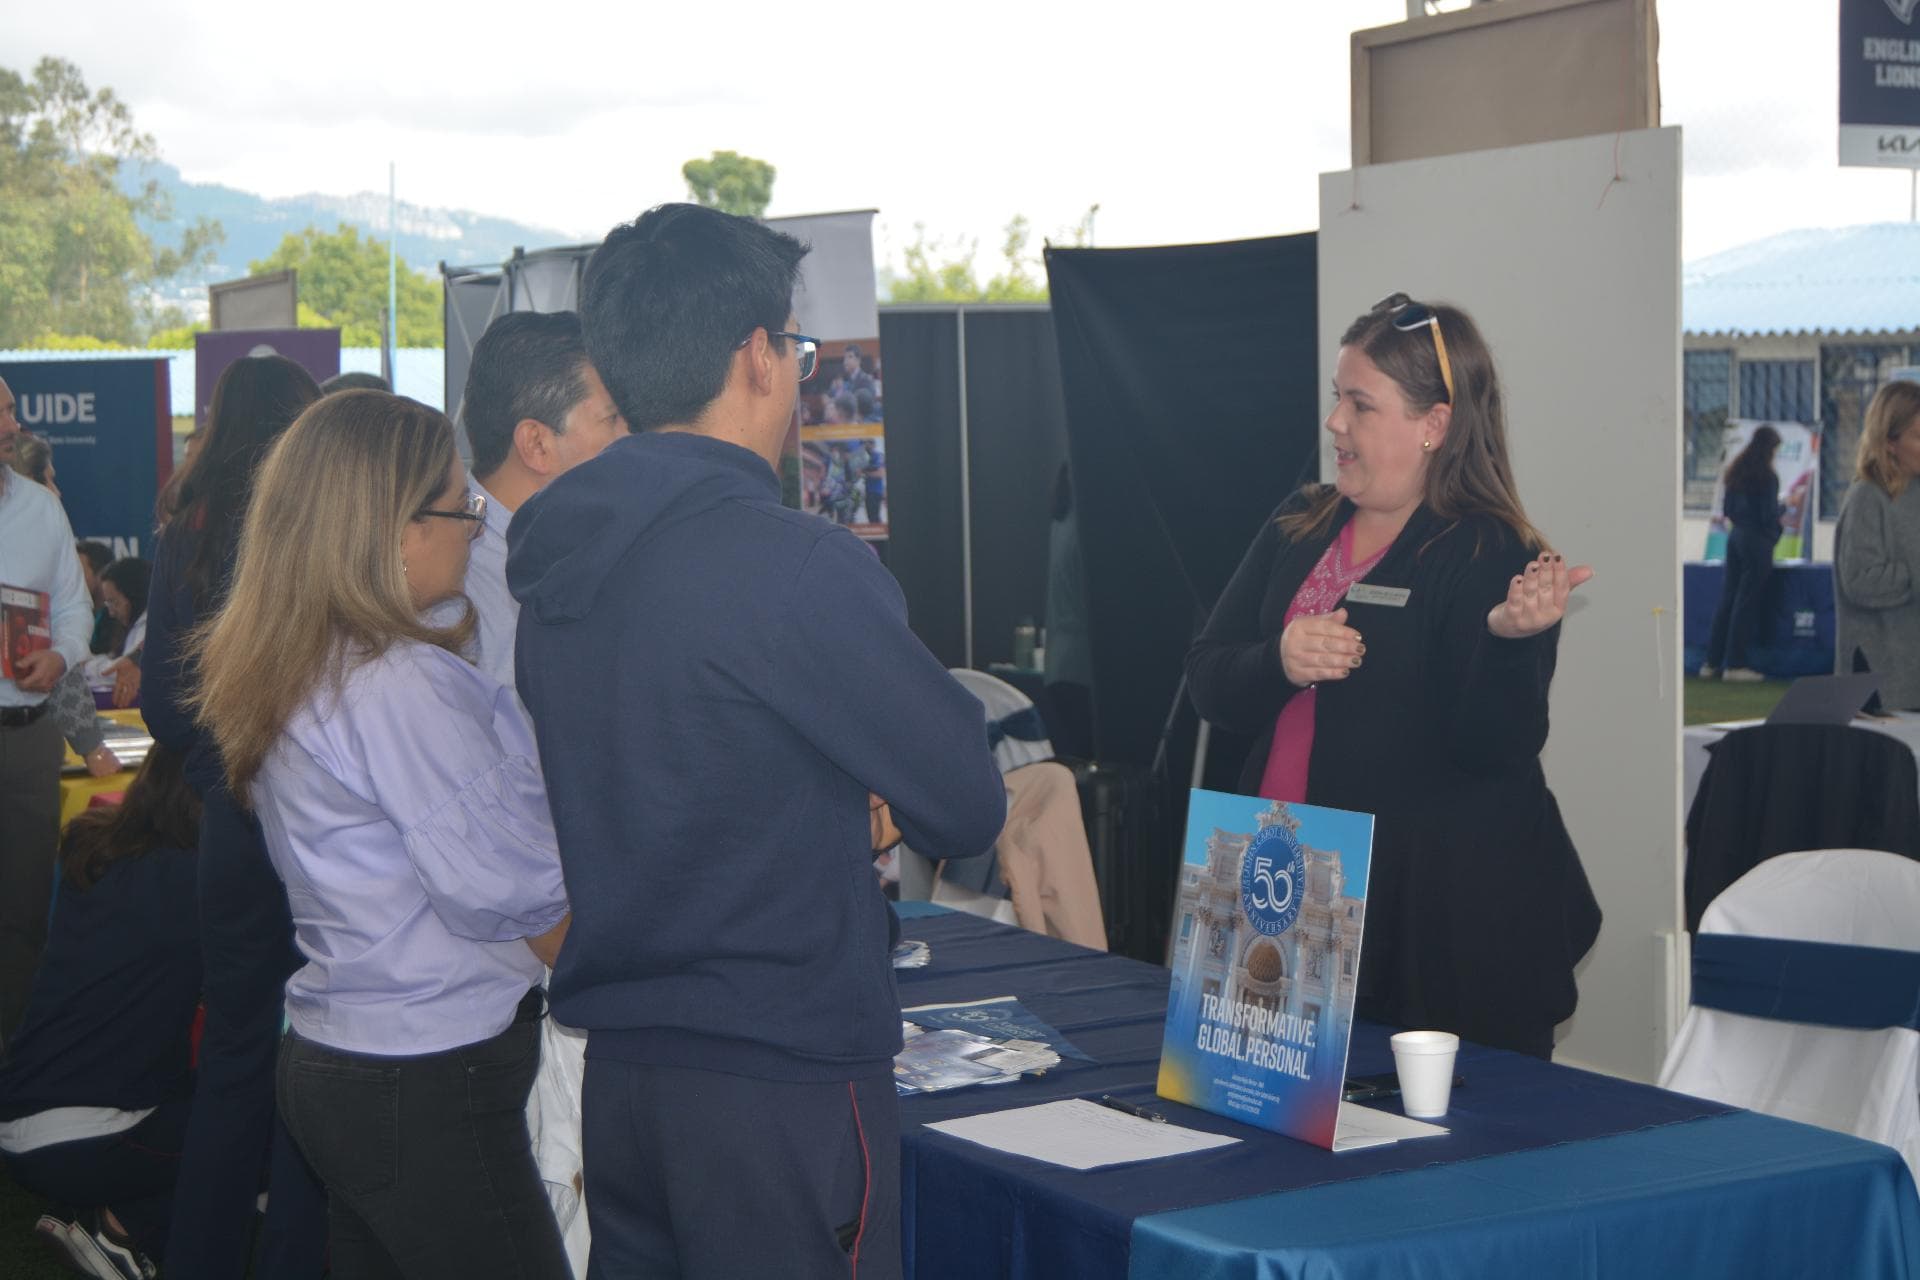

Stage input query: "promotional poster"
[
  {"left": 1157, "top": 790, "right": 1374, "bottom": 1149},
  {"left": 1703, "top": 419, "right": 1819, "bottom": 561},
  {"left": 1, "top": 358, "right": 172, "bottom": 558}
]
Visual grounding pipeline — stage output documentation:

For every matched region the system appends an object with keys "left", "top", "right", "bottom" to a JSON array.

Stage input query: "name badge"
[{"left": 1346, "top": 583, "right": 1411, "bottom": 608}]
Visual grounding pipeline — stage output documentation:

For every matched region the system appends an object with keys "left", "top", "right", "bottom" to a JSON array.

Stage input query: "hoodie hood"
[{"left": 506, "top": 430, "right": 779, "bottom": 625}]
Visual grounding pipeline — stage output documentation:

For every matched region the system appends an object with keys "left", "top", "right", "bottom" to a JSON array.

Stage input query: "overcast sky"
[{"left": 10, "top": 0, "right": 1912, "bottom": 271}]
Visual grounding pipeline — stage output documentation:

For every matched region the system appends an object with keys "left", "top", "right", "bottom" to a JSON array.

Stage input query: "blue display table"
[
  {"left": 1683, "top": 560, "right": 1836, "bottom": 678},
  {"left": 894, "top": 904, "right": 1920, "bottom": 1280}
]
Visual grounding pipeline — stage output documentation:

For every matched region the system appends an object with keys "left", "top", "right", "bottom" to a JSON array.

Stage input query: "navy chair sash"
[{"left": 1691, "top": 933, "right": 1920, "bottom": 1031}]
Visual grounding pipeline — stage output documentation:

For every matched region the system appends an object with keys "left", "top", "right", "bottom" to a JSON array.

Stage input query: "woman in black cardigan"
[{"left": 1186, "top": 294, "right": 1601, "bottom": 1059}]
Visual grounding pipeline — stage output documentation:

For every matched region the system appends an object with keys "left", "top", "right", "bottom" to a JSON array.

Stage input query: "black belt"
[{"left": 0, "top": 702, "right": 49, "bottom": 729}]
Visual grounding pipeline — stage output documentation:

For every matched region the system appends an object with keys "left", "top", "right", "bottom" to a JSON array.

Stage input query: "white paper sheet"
[
  {"left": 925, "top": 1099, "right": 1241, "bottom": 1171},
  {"left": 1331, "top": 1102, "right": 1450, "bottom": 1152}
]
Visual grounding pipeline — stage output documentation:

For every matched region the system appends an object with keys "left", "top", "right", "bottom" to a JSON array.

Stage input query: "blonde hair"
[
  {"left": 189, "top": 391, "right": 473, "bottom": 801},
  {"left": 1859, "top": 380, "right": 1920, "bottom": 498},
  {"left": 1281, "top": 298, "right": 1544, "bottom": 552}
]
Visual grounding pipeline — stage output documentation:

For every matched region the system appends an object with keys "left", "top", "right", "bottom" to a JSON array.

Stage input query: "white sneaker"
[
  {"left": 1722, "top": 667, "right": 1766, "bottom": 683},
  {"left": 1697, "top": 665, "right": 1719, "bottom": 679},
  {"left": 69, "top": 1211, "right": 157, "bottom": 1280}
]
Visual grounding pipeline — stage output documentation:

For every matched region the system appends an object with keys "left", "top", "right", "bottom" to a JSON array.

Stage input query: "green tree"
[
  {"left": 682, "top": 150, "right": 776, "bottom": 218},
  {"left": 888, "top": 215, "right": 1050, "bottom": 304},
  {"left": 0, "top": 57, "right": 222, "bottom": 346},
  {"left": 250, "top": 225, "right": 442, "bottom": 347}
]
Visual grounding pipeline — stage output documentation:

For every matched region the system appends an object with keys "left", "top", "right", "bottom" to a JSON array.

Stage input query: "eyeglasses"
[
  {"left": 416, "top": 489, "right": 487, "bottom": 541},
  {"left": 736, "top": 329, "right": 821, "bottom": 382},
  {"left": 1374, "top": 293, "right": 1455, "bottom": 404}
]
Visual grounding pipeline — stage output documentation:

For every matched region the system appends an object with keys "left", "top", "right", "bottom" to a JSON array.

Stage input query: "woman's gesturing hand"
[
  {"left": 1487, "top": 553, "right": 1594, "bottom": 640},
  {"left": 1279, "top": 607, "right": 1365, "bottom": 687}
]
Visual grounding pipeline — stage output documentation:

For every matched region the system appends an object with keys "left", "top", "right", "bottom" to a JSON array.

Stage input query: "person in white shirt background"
[
  {"left": 0, "top": 374, "right": 94, "bottom": 1042},
  {"left": 441, "top": 311, "right": 628, "bottom": 687}
]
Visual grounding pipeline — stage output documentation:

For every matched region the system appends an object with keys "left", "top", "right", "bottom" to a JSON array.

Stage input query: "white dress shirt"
[
  {"left": 0, "top": 473, "right": 92, "bottom": 708},
  {"left": 427, "top": 478, "right": 520, "bottom": 690}
]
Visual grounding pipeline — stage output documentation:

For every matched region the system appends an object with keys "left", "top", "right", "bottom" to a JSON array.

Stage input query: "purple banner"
[{"left": 193, "top": 329, "right": 341, "bottom": 427}]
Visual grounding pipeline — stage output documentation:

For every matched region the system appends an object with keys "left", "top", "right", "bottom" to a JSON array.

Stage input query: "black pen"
[{"left": 1097, "top": 1094, "right": 1166, "bottom": 1124}]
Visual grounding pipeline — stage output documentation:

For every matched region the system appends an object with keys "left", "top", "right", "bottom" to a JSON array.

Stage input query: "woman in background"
[
  {"left": 140, "top": 353, "right": 327, "bottom": 1280},
  {"left": 1835, "top": 381, "right": 1920, "bottom": 710},
  {"left": 1700, "top": 425, "right": 1783, "bottom": 683},
  {"left": 0, "top": 746, "right": 202, "bottom": 1279},
  {"left": 1186, "top": 293, "right": 1599, "bottom": 1059},
  {"left": 193, "top": 390, "right": 571, "bottom": 1277},
  {"left": 79, "top": 557, "right": 150, "bottom": 706}
]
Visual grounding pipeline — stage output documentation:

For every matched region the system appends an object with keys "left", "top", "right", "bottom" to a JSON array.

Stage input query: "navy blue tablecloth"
[
  {"left": 894, "top": 906, "right": 1802, "bottom": 1280},
  {"left": 1683, "top": 560, "right": 1835, "bottom": 678}
]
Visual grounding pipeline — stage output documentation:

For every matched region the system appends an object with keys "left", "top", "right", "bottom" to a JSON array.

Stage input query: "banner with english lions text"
[
  {"left": 1157, "top": 790, "right": 1374, "bottom": 1150},
  {"left": 0, "top": 358, "right": 171, "bottom": 560}
]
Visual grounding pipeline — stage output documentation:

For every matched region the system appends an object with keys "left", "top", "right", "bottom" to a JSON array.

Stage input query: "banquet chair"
[
  {"left": 1659, "top": 848, "right": 1920, "bottom": 1186},
  {"left": 1684, "top": 722, "right": 1920, "bottom": 932},
  {"left": 895, "top": 671, "right": 1107, "bottom": 949}
]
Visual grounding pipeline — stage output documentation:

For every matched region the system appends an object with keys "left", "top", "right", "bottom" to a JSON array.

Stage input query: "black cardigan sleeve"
[
  {"left": 1430, "top": 523, "right": 1560, "bottom": 774},
  {"left": 1186, "top": 503, "right": 1308, "bottom": 736}
]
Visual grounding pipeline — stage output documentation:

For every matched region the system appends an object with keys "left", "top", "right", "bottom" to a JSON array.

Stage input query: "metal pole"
[
  {"left": 387, "top": 162, "right": 398, "bottom": 382},
  {"left": 956, "top": 308, "right": 975, "bottom": 670}
]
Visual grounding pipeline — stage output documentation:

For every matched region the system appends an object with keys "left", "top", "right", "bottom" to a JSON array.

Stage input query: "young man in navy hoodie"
[{"left": 507, "top": 203, "right": 1006, "bottom": 1279}]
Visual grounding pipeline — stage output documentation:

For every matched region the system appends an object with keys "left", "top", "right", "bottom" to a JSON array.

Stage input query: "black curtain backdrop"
[
  {"left": 880, "top": 308, "right": 968, "bottom": 668},
  {"left": 961, "top": 310, "right": 1072, "bottom": 668},
  {"left": 880, "top": 307, "right": 1071, "bottom": 673},
  {"left": 1045, "top": 235, "right": 1321, "bottom": 787}
]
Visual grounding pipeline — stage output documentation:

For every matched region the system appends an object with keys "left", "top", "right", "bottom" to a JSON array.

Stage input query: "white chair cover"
[
  {"left": 524, "top": 993, "right": 590, "bottom": 1276},
  {"left": 1658, "top": 848, "right": 1920, "bottom": 1187}
]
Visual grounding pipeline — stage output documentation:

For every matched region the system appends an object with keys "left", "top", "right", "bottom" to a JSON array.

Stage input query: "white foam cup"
[{"left": 1389, "top": 1030, "right": 1460, "bottom": 1118}]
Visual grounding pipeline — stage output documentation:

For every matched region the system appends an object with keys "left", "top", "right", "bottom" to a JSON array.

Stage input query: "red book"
[{"left": 1, "top": 583, "right": 51, "bottom": 680}]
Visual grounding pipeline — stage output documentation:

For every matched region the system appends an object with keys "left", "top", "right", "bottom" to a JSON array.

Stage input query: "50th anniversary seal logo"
[{"left": 1240, "top": 823, "right": 1308, "bottom": 936}]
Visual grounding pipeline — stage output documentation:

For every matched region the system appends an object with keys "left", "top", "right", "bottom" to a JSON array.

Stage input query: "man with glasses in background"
[
  {"left": 437, "top": 311, "right": 628, "bottom": 687},
  {"left": 0, "top": 375, "right": 94, "bottom": 1043},
  {"left": 507, "top": 203, "right": 1005, "bottom": 1278}
]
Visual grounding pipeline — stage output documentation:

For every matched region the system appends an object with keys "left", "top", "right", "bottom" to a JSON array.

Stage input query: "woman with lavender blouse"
[{"left": 191, "top": 390, "right": 572, "bottom": 1278}]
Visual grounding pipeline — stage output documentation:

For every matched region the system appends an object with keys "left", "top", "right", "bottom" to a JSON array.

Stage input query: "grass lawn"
[{"left": 1682, "top": 673, "right": 1791, "bottom": 726}]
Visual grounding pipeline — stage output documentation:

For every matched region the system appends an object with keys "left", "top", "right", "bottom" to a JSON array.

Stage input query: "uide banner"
[{"left": 1157, "top": 789, "right": 1373, "bottom": 1150}]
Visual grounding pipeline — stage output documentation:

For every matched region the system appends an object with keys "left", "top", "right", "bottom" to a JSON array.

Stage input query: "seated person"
[
  {"left": 78, "top": 557, "right": 149, "bottom": 707},
  {"left": 0, "top": 745, "right": 202, "bottom": 1277}
]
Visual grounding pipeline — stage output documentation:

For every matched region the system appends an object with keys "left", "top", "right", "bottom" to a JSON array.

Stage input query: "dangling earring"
[{"left": 400, "top": 554, "right": 410, "bottom": 580}]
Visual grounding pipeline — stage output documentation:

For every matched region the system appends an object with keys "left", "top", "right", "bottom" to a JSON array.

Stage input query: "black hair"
[
  {"left": 101, "top": 557, "right": 151, "bottom": 621},
  {"left": 1725, "top": 424, "right": 1782, "bottom": 495},
  {"left": 581, "top": 203, "right": 807, "bottom": 432},
  {"left": 75, "top": 540, "right": 113, "bottom": 574},
  {"left": 321, "top": 371, "right": 392, "bottom": 394},
  {"left": 463, "top": 311, "right": 591, "bottom": 478},
  {"left": 176, "top": 355, "right": 322, "bottom": 606},
  {"left": 60, "top": 743, "right": 201, "bottom": 891}
]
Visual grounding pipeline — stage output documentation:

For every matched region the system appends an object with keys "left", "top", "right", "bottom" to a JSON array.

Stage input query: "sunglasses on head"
[{"left": 1372, "top": 293, "right": 1455, "bottom": 404}]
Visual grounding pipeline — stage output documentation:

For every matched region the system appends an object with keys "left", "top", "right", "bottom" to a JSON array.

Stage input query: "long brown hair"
[
  {"left": 188, "top": 391, "right": 474, "bottom": 801},
  {"left": 1859, "top": 380, "right": 1920, "bottom": 498},
  {"left": 1280, "top": 297, "right": 1543, "bottom": 551},
  {"left": 175, "top": 355, "right": 321, "bottom": 607},
  {"left": 60, "top": 744, "right": 202, "bottom": 891},
  {"left": 1724, "top": 424, "right": 1782, "bottom": 495}
]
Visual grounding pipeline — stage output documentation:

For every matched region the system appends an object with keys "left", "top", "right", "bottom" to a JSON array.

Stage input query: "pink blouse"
[{"left": 1258, "top": 520, "right": 1389, "bottom": 803}]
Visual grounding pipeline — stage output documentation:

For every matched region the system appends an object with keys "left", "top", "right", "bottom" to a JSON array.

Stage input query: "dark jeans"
[
  {"left": 0, "top": 713, "right": 61, "bottom": 1041},
  {"left": 582, "top": 1057, "right": 901, "bottom": 1280},
  {"left": 165, "top": 784, "right": 328, "bottom": 1279},
  {"left": 277, "top": 1009, "right": 569, "bottom": 1280},
  {"left": 1704, "top": 529, "right": 1777, "bottom": 671},
  {"left": 0, "top": 1096, "right": 189, "bottom": 1257}
]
